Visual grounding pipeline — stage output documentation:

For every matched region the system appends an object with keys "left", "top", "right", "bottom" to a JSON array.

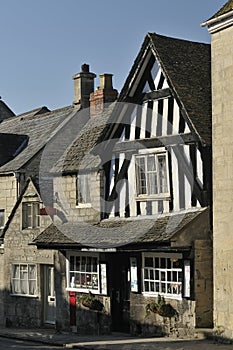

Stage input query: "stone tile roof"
[
  {"left": 33, "top": 208, "right": 206, "bottom": 249},
  {"left": 0, "top": 105, "right": 78, "bottom": 172},
  {"left": 57, "top": 103, "right": 116, "bottom": 173},
  {"left": 209, "top": 0, "right": 233, "bottom": 20},
  {"left": 120, "top": 33, "right": 211, "bottom": 145}
]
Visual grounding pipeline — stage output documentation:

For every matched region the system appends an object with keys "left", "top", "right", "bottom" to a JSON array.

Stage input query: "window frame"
[
  {"left": 76, "top": 173, "right": 92, "bottom": 207},
  {"left": 22, "top": 202, "right": 40, "bottom": 229},
  {"left": 135, "top": 149, "right": 169, "bottom": 200},
  {"left": 66, "top": 252, "right": 101, "bottom": 294},
  {"left": 142, "top": 252, "right": 183, "bottom": 300},
  {"left": 11, "top": 263, "right": 37, "bottom": 297}
]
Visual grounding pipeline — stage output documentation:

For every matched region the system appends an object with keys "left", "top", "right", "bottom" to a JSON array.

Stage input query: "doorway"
[
  {"left": 109, "top": 254, "right": 130, "bottom": 332},
  {"left": 43, "top": 265, "right": 56, "bottom": 325}
]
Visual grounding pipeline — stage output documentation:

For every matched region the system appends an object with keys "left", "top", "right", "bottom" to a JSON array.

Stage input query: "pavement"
[{"left": 0, "top": 327, "right": 233, "bottom": 349}]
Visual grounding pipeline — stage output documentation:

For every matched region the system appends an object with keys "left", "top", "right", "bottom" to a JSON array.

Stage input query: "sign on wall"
[{"left": 130, "top": 257, "right": 138, "bottom": 292}]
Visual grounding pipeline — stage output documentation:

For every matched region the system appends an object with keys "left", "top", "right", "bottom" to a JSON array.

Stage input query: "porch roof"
[{"left": 33, "top": 208, "right": 207, "bottom": 249}]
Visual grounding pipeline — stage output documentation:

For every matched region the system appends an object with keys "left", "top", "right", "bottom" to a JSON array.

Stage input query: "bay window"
[
  {"left": 142, "top": 253, "right": 183, "bottom": 299},
  {"left": 67, "top": 253, "right": 100, "bottom": 293}
]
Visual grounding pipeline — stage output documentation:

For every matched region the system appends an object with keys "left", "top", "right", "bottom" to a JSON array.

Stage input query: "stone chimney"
[
  {"left": 73, "top": 64, "right": 96, "bottom": 108},
  {"left": 90, "top": 73, "right": 118, "bottom": 117}
]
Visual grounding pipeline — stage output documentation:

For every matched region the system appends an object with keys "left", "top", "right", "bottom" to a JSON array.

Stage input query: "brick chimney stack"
[
  {"left": 73, "top": 64, "right": 96, "bottom": 108},
  {"left": 90, "top": 73, "right": 118, "bottom": 117}
]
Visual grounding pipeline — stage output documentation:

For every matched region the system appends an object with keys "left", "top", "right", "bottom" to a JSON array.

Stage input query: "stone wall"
[
  {"left": 130, "top": 293, "right": 196, "bottom": 337},
  {"left": 0, "top": 174, "right": 18, "bottom": 225},
  {"left": 53, "top": 172, "right": 102, "bottom": 224},
  {"left": 211, "top": 23, "right": 233, "bottom": 338},
  {"left": 3, "top": 181, "right": 54, "bottom": 327}
]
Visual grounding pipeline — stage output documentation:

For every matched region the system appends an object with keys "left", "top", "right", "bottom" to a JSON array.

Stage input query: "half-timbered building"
[{"left": 34, "top": 33, "right": 213, "bottom": 336}]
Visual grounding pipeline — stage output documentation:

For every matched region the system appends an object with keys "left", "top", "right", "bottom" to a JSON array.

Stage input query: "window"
[
  {"left": 22, "top": 202, "right": 40, "bottom": 229},
  {"left": 11, "top": 264, "right": 37, "bottom": 296},
  {"left": 135, "top": 153, "right": 168, "bottom": 197},
  {"left": 76, "top": 173, "right": 91, "bottom": 206},
  {"left": 142, "top": 254, "right": 182, "bottom": 299},
  {"left": 0, "top": 210, "right": 5, "bottom": 228},
  {"left": 67, "top": 253, "right": 99, "bottom": 293}
]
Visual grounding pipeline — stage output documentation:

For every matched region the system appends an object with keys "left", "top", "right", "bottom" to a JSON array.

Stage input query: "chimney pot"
[
  {"left": 99, "top": 74, "right": 113, "bottom": 90},
  {"left": 81, "top": 64, "right": 90, "bottom": 73}
]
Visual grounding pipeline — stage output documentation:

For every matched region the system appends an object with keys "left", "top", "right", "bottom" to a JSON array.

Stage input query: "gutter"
[{"left": 201, "top": 10, "right": 233, "bottom": 33}]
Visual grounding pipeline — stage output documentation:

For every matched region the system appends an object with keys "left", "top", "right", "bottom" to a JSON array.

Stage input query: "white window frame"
[
  {"left": 66, "top": 252, "right": 101, "bottom": 294},
  {"left": 22, "top": 202, "right": 40, "bottom": 229},
  {"left": 0, "top": 209, "right": 5, "bottom": 228},
  {"left": 76, "top": 173, "right": 92, "bottom": 207},
  {"left": 142, "top": 252, "right": 183, "bottom": 300},
  {"left": 135, "top": 149, "right": 169, "bottom": 200},
  {"left": 11, "top": 263, "right": 37, "bottom": 297}
]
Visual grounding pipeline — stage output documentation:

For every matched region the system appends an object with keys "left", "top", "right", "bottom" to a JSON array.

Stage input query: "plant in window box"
[{"left": 78, "top": 292, "right": 104, "bottom": 312}]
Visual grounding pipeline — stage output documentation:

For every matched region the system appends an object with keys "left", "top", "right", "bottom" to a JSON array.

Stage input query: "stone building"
[
  {"left": 34, "top": 33, "right": 213, "bottom": 336},
  {"left": 202, "top": 0, "right": 233, "bottom": 340}
]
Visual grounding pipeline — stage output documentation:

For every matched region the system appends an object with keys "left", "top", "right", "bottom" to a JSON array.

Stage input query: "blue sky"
[{"left": 0, "top": 0, "right": 225, "bottom": 114}]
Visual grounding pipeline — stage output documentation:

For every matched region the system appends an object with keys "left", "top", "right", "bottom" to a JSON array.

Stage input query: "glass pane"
[
  {"left": 144, "top": 269, "right": 149, "bottom": 279},
  {"left": 137, "top": 157, "right": 146, "bottom": 194},
  {"left": 150, "top": 282, "right": 155, "bottom": 292},
  {"left": 155, "top": 258, "right": 159, "bottom": 268},
  {"left": 78, "top": 174, "right": 91, "bottom": 204},
  {"left": 92, "top": 257, "right": 97, "bottom": 272},
  {"left": 70, "top": 256, "right": 74, "bottom": 271},
  {"left": 161, "top": 258, "right": 166, "bottom": 268},
  {"left": 145, "top": 257, "right": 153, "bottom": 267},
  {"left": 147, "top": 155, "right": 156, "bottom": 171},
  {"left": 149, "top": 270, "right": 154, "bottom": 280},
  {"left": 81, "top": 257, "right": 86, "bottom": 271},
  {"left": 144, "top": 281, "right": 149, "bottom": 292},
  {"left": 20, "top": 279, "right": 28, "bottom": 294},
  {"left": 86, "top": 274, "right": 91, "bottom": 287},
  {"left": 92, "top": 274, "right": 98, "bottom": 288},
  {"left": 148, "top": 173, "right": 158, "bottom": 194},
  {"left": 29, "top": 265, "right": 36, "bottom": 279},
  {"left": 155, "top": 282, "right": 160, "bottom": 292},
  {"left": 161, "top": 271, "right": 166, "bottom": 281},
  {"left": 80, "top": 273, "right": 86, "bottom": 287},
  {"left": 167, "top": 271, "right": 171, "bottom": 281},
  {"left": 155, "top": 270, "right": 159, "bottom": 280},
  {"left": 87, "top": 257, "right": 91, "bottom": 272},
  {"left": 75, "top": 256, "right": 80, "bottom": 271},
  {"left": 29, "top": 280, "right": 36, "bottom": 295},
  {"left": 13, "top": 265, "right": 20, "bottom": 279},
  {"left": 158, "top": 155, "right": 167, "bottom": 193},
  {"left": 13, "top": 280, "right": 20, "bottom": 294}
]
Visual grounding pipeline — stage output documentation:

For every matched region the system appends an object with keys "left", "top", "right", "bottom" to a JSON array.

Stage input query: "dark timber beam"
[{"left": 113, "top": 133, "right": 197, "bottom": 153}]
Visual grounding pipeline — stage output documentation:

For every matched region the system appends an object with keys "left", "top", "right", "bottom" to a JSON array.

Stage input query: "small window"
[
  {"left": 142, "top": 254, "right": 183, "bottom": 299},
  {"left": 67, "top": 253, "right": 99, "bottom": 293},
  {"left": 76, "top": 173, "right": 91, "bottom": 206},
  {"left": 11, "top": 263, "right": 37, "bottom": 296},
  {"left": 0, "top": 210, "right": 5, "bottom": 228},
  {"left": 22, "top": 202, "right": 40, "bottom": 229},
  {"left": 135, "top": 153, "right": 169, "bottom": 197}
]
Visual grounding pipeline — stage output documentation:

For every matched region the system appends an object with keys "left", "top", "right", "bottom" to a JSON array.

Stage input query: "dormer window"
[
  {"left": 22, "top": 202, "right": 40, "bottom": 229},
  {"left": 135, "top": 152, "right": 169, "bottom": 198}
]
